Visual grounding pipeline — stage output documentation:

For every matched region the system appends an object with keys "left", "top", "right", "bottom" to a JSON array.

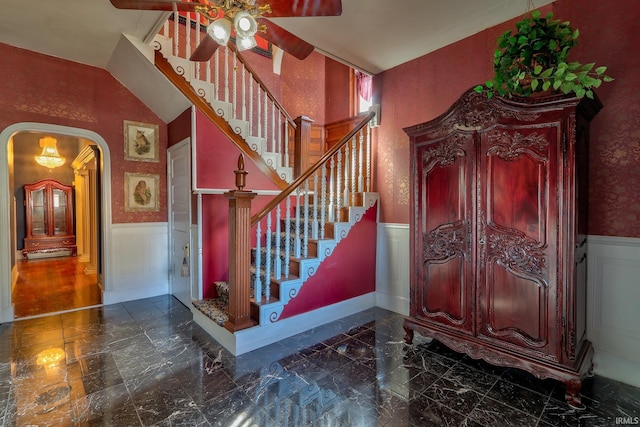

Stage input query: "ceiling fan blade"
[
  {"left": 259, "top": 19, "right": 315, "bottom": 60},
  {"left": 109, "top": 0, "right": 200, "bottom": 12},
  {"left": 256, "top": 0, "right": 341, "bottom": 17},
  {"left": 190, "top": 35, "right": 221, "bottom": 61}
]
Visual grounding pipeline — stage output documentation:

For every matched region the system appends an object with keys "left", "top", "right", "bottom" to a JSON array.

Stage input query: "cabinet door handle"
[{"left": 479, "top": 238, "right": 486, "bottom": 245}]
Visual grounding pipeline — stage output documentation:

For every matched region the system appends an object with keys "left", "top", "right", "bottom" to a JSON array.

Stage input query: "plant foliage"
[{"left": 474, "top": 10, "right": 613, "bottom": 99}]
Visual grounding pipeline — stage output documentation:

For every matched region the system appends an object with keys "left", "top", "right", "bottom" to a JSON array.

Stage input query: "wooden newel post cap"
[{"left": 234, "top": 154, "right": 248, "bottom": 190}]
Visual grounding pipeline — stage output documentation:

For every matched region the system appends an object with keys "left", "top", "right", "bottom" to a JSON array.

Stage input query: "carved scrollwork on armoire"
[
  {"left": 487, "top": 230, "right": 547, "bottom": 283},
  {"left": 486, "top": 131, "right": 549, "bottom": 161},
  {"left": 422, "top": 221, "right": 467, "bottom": 263}
]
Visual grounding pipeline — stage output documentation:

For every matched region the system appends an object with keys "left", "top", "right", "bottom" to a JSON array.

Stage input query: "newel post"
[
  {"left": 224, "top": 155, "right": 256, "bottom": 332},
  {"left": 293, "top": 115, "right": 314, "bottom": 178}
]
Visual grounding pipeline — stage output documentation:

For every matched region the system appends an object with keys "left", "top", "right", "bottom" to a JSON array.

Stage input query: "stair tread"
[{"left": 192, "top": 298, "right": 228, "bottom": 326}]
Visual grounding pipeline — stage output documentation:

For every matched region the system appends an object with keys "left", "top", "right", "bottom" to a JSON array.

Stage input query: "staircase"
[
  {"left": 153, "top": 15, "right": 295, "bottom": 183},
  {"left": 144, "top": 12, "right": 379, "bottom": 353},
  {"left": 193, "top": 188, "right": 380, "bottom": 327}
]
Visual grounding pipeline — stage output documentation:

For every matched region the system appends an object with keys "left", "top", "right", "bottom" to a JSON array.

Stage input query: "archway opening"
[{"left": 0, "top": 123, "right": 112, "bottom": 321}]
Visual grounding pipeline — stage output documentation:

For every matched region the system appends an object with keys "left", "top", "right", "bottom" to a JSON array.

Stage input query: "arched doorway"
[{"left": 0, "top": 123, "right": 113, "bottom": 322}]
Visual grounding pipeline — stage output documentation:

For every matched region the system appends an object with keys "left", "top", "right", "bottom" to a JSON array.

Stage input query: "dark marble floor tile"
[
  {"left": 424, "top": 376, "right": 484, "bottom": 415},
  {"left": 199, "top": 388, "right": 270, "bottom": 427},
  {"left": 581, "top": 374, "right": 640, "bottom": 414},
  {"left": 486, "top": 378, "right": 549, "bottom": 418},
  {"left": 129, "top": 374, "right": 195, "bottom": 426},
  {"left": 468, "top": 396, "right": 539, "bottom": 426},
  {"left": 172, "top": 352, "right": 237, "bottom": 405},
  {"left": 304, "top": 345, "right": 355, "bottom": 373},
  {"left": 539, "top": 396, "right": 625, "bottom": 427},
  {"left": 442, "top": 362, "right": 500, "bottom": 394},
  {"left": 403, "top": 347, "right": 457, "bottom": 376},
  {"left": 500, "top": 367, "right": 560, "bottom": 397},
  {"left": 71, "top": 382, "right": 140, "bottom": 426},
  {"left": 407, "top": 394, "right": 467, "bottom": 427},
  {"left": 420, "top": 339, "right": 469, "bottom": 362}
]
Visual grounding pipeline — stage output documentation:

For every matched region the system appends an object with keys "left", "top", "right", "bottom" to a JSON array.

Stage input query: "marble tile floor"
[{"left": 1, "top": 295, "right": 639, "bottom": 426}]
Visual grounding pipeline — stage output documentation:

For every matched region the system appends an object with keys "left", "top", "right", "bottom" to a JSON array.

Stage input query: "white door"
[{"left": 168, "top": 139, "right": 193, "bottom": 307}]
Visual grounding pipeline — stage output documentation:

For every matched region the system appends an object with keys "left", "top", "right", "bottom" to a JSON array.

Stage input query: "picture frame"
[
  {"left": 124, "top": 172, "right": 160, "bottom": 212},
  {"left": 124, "top": 120, "right": 159, "bottom": 162}
]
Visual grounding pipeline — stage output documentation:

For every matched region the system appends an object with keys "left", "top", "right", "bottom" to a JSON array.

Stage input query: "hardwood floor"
[{"left": 12, "top": 256, "right": 102, "bottom": 318}]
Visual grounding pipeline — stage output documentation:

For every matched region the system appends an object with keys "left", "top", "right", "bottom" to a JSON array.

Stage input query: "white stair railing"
[
  {"left": 249, "top": 112, "right": 375, "bottom": 304},
  {"left": 155, "top": 14, "right": 295, "bottom": 182}
]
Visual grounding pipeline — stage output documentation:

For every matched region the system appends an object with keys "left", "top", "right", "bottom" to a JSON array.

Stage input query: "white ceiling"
[{"left": 0, "top": 0, "right": 553, "bottom": 74}]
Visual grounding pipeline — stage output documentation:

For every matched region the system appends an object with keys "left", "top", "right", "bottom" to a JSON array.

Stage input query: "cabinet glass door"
[
  {"left": 31, "top": 188, "right": 47, "bottom": 235},
  {"left": 52, "top": 189, "right": 68, "bottom": 235}
]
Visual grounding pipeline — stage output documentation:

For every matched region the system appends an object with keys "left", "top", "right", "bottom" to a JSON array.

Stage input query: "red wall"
[
  {"left": 279, "top": 202, "right": 377, "bottom": 319},
  {"left": 282, "top": 51, "right": 327, "bottom": 125},
  {"left": 0, "top": 43, "right": 167, "bottom": 225},
  {"left": 373, "top": 0, "right": 640, "bottom": 238}
]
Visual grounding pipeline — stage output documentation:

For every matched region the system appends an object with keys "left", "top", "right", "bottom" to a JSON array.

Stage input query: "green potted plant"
[{"left": 475, "top": 10, "right": 613, "bottom": 99}]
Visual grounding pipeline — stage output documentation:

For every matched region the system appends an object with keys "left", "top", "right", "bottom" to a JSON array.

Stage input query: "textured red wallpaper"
[
  {"left": 0, "top": 43, "right": 167, "bottom": 224},
  {"left": 372, "top": 0, "right": 640, "bottom": 238}
]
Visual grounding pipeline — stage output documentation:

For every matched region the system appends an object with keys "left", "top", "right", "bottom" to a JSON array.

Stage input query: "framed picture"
[
  {"left": 124, "top": 120, "right": 159, "bottom": 162},
  {"left": 124, "top": 172, "right": 160, "bottom": 212}
]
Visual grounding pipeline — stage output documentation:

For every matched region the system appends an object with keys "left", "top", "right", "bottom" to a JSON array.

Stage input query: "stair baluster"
[
  {"left": 312, "top": 172, "right": 319, "bottom": 240},
  {"left": 351, "top": 135, "right": 357, "bottom": 206},
  {"left": 303, "top": 180, "right": 309, "bottom": 258},
  {"left": 294, "top": 189, "right": 301, "bottom": 258},
  {"left": 274, "top": 204, "right": 282, "bottom": 279},
  {"left": 284, "top": 196, "right": 291, "bottom": 278},
  {"left": 366, "top": 125, "right": 372, "bottom": 192},
  {"left": 336, "top": 148, "right": 342, "bottom": 221},
  {"left": 265, "top": 211, "right": 272, "bottom": 302},
  {"left": 254, "top": 220, "right": 262, "bottom": 304},
  {"left": 320, "top": 165, "right": 327, "bottom": 239}
]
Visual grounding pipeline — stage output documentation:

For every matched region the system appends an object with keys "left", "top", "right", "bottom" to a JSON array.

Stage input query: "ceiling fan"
[{"left": 110, "top": 0, "right": 342, "bottom": 61}]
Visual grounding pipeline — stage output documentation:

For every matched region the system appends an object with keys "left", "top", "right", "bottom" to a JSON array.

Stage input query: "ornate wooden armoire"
[{"left": 403, "top": 88, "right": 602, "bottom": 408}]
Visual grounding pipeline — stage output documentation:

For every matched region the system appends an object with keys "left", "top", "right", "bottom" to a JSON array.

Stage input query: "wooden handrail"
[
  {"left": 250, "top": 110, "right": 375, "bottom": 226},
  {"left": 228, "top": 43, "right": 297, "bottom": 129}
]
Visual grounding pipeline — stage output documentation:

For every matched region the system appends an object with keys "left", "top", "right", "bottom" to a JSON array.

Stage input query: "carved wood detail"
[{"left": 405, "top": 88, "right": 602, "bottom": 408}]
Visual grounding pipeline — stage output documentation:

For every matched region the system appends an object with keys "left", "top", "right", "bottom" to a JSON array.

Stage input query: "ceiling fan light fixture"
[
  {"left": 234, "top": 11, "right": 258, "bottom": 38},
  {"left": 236, "top": 35, "right": 257, "bottom": 52},
  {"left": 207, "top": 17, "right": 232, "bottom": 46},
  {"left": 35, "top": 136, "right": 65, "bottom": 169}
]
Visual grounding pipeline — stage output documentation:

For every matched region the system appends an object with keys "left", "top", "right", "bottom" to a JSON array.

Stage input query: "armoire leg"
[
  {"left": 565, "top": 379, "right": 586, "bottom": 410},
  {"left": 403, "top": 324, "right": 414, "bottom": 344}
]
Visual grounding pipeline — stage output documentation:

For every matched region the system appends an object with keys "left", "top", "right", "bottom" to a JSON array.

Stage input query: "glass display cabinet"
[{"left": 23, "top": 179, "right": 76, "bottom": 259}]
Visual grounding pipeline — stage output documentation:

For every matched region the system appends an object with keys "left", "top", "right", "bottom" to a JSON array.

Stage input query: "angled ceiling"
[{"left": 0, "top": 0, "right": 553, "bottom": 75}]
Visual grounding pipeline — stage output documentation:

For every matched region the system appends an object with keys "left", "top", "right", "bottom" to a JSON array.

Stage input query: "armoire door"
[
  {"left": 412, "top": 131, "right": 475, "bottom": 334},
  {"left": 476, "top": 125, "right": 560, "bottom": 358}
]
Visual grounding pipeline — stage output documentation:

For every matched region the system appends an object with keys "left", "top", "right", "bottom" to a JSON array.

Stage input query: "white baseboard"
[
  {"left": 593, "top": 350, "right": 640, "bottom": 389},
  {"left": 375, "top": 291, "right": 409, "bottom": 316},
  {"left": 193, "top": 292, "right": 376, "bottom": 357}
]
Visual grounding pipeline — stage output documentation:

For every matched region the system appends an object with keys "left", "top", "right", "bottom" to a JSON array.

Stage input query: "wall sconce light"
[{"left": 35, "top": 136, "right": 66, "bottom": 169}]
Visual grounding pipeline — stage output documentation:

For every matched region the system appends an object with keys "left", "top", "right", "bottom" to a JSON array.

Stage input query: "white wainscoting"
[
  {"left": 104, "top": 222, "right": 169, "bottom": 304},
  {"left": 375, "top": 223, "right": 410, "bottom": 315},
  {"left": 588, "top": 235, "right": 640, "bottom": 388}
]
